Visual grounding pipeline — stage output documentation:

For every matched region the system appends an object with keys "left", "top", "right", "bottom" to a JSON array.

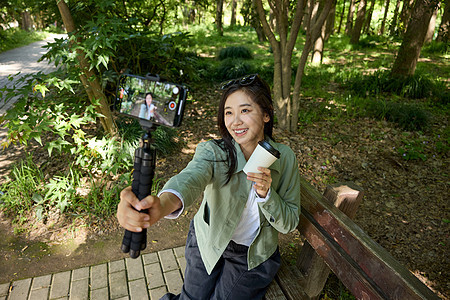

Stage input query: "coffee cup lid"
[{"left": 258, "top": 140, "right": 280, "bottom": 159}]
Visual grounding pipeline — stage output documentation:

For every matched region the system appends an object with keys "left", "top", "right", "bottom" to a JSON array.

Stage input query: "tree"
[
  {"left": 424, "top": 3, "right": 439, "bottom": 43},
  {"left": 380, "top": 0, "right": 391, "bottom": 34},
  {"left": 231, "top": 0, "right": 238, "bottom": 26},
  {"left": 312, "top": 2, "right": 336, "bottom": 64},
  {"left": 389, "top": 0, "right": 402, "bottom": 35},
  {"left": 337, "top": 0, "right": 346, "bottom": 33},
  {"left": 363, "top": 0, "right": 376, "bottom": 33},
  {"left": 350, "top": 0, "right": 367, "bottom": 44},
  {"left": 56, "top": 0, "right": 116, "bottom": 135},
  {"left": 345, "top": 0, "right": 356, "bottom": 35},
  {"left": 436, "top": 0, "right": 449, "bottom": 42},
  {"left": 216, "top": 0, "right": 224, "bottom": 35},
  {"left": 392, "top": 0, "right": 440, "bottom": 76},
  {"left": 255, "top": 0, "right": 334, "bottom": 131}
]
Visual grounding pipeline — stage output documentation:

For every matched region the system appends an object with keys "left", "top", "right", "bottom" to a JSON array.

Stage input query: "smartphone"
[{"left": 115, "top": 74, "right": 188, "bottom": 127}]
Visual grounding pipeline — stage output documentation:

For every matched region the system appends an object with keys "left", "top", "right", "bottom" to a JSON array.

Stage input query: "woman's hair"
[{"left": 215, "top": 75, "right": 275, "bottom": 183}]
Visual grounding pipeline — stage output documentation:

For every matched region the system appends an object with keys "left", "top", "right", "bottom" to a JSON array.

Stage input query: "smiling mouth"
[{"left": 234, "top": 129, "right": 248, "bottom": 135}]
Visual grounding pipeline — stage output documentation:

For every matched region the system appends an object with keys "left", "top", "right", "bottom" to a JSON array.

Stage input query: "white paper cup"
[{"left": 243, "top": 140, "right": 280, "bottom": 174}]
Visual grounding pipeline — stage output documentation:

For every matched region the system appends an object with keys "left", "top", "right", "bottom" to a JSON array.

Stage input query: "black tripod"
[{"left": 121, "top": 126, "right": 157, "bottom": 258}]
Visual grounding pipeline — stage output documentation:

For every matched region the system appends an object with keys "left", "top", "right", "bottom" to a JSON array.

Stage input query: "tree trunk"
[
  {"left": 363, "top": 0, "right": 376, "bottom": 33},
  {"left": 325, "top": 2, "right": 336, "bottom": 39},
  {"left": 255, "top": 0, "right": 306, "bottom": 131},
  {"left": 424, "top": 4, "right": 439, "bottom": 43},
  {"left": 312, "top": 1, "right": 336, "bottom": 65},
  {"left": 392, "top": 0, "right": 440, "bottom": 76},
  {"left": 350, "top": 0, "right": 367, "bottom": 44},
  {"left": 231, "top": 0, "right": 238, "bottom": 26},
  {"left": 436, "top": 0, "right": 449, "bottom": 42},
  {"left": 21, "top": 10, "right": 33, "bottom": 31},
  {"left": 399, "top": 0, "right": 414, "bottom": 33},
  {"left": 345, "top": 0, "right": 356, "bottom": 35},
  {"left": 337, "top": 0, "right": 346, "bottom": 33},
  {"left": 216, "top": 0, "right": 224, "bottom": 36},
  {"left": 389, "top": 0, "right": 402, "bottom": 35},
  {"left": 380, "top": 0, "right": 391, "bottom": 34},
  {"left": 56, "top": 0, "right": 116, "bottom": 135},
  {"left": 291, "top": 0, "right": 334, "bottom": 132},
  {"left": 251, "top": 0, "right": 267, "bottom": 42}
]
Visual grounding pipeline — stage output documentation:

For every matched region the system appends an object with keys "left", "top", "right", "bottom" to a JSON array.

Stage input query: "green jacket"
[{"left": 162, "top": 138, "right": 301, "bottom": 274}]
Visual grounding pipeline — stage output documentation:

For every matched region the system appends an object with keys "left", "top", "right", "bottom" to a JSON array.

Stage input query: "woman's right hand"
[
  {"left": 117, "top": 186, "right": 160, "bottom": 232},
  {"left": 117, "top": 186, "right": 183, "bottom": 232}
]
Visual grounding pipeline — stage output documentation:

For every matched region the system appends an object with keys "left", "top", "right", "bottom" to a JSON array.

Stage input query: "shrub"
[
  {"left": 215, "top": 58, "right": 254, "bottom": 81},
  {"left": 218, "top": 46, "right": 253, "bottom": 60},
  {"left": 343, "top": 70, "right": 444, "bottom": 100}
]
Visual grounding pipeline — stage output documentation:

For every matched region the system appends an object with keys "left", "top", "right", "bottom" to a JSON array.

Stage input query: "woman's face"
[
  {"left": 224, "top": 90, "right": 270, "bottom": 156},
  {"left": 146, "top": 94, "right": 152, "bottom": 105}
]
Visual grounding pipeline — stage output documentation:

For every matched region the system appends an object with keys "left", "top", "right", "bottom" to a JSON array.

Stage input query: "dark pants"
[{"left": 160, "top": 220, "right": 280, "bottom": 300}]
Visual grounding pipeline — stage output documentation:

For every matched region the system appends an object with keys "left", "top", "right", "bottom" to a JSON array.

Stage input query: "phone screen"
[{"left": 116, "top": 74, "right": 186, "bottom": 127}]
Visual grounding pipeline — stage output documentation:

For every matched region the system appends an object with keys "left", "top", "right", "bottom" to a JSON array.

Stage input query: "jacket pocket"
[{"left": 203, "top": 202, "right": 210, "bottom": 226}]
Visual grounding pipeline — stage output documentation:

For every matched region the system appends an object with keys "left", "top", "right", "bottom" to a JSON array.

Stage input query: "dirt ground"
[{"left": 0, "top": 85, "right": 448, "bottom": 299}]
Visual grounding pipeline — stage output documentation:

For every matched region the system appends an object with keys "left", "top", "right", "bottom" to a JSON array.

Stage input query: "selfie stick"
[{"left": 121, "top": 123, "right": 157, "bottom": 258}]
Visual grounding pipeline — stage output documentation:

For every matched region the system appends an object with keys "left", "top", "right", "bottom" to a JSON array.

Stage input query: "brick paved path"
[
  {"left": 0, "top": 246, "right": 186, "bottom": 300},
  {"left": 0, "top": 33, "right": 65, "bottom": 115}
]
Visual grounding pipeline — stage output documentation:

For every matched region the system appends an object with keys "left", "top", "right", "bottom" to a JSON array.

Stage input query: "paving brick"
[
  {"left": 31, "top": 275, "right": 52, "bottom": 290},
  {"left": 109, "top": 271, "right": 128, "bottom": 299},
  {"left": 50, "top": 271, "right": 71, "bottom": 299},
  {"left": 126, "top": 257, "right": 144, "bottom": 281},
  {"left": 158, "top": 249, "right": 178, "bottom": 272},
  {"left": 72, "top": 267, "right": 89, "bottom": 281},
  {"left": 109, "top": 259, "right": 125, "bottom": 273},
  {"left": 9, "top": 278, "right": 31, "bottom": 300},
  {"left": 149, "top": 286, "right": 167, "bottom": 300},
  {"left": 91, "top": 264, "right": 108, "bottom": 289},
  {"left": 173, "top": 246, "right": 185, "bottom": 258},
  {"left": 128, "top": 278, "right": 149, "bottom": 300},
  {"left": 177, "top": 256, "right": 187, "bottom": 279},
  {"left": 0, "top": 283, "right": 9, "bottom": 296},
  {"left": 90, "top": 287, "right": 109, "bottom": 300},
  {"left": 144, "top": 263, "right": 165, "bottom": 289},
  {"left": 29, "top": 287, "right": 50, "bottom": 300},
  {"left": 69, "top": 278, "right": 89, "bottom": 300},
  {"left": 142, "top": 252, "right": 159, "bottom": 265},
  {"left": 164, "top": 270, "right": 183, "bottom": 295}
]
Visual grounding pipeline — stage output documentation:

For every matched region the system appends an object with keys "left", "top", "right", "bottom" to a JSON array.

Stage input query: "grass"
[{"left": 0, "top": 28, "right": 48, "bottom": 53}]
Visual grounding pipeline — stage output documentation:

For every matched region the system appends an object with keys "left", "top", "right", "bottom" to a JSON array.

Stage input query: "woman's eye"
[
  {"left": 225, "top": 111, "right": 232, "bottom": 115},
  {"left": 242, "top": 109, "right": 250, "bottom": 113}
]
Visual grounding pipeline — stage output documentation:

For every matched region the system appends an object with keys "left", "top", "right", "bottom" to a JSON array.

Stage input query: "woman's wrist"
[{"left": 159, "top": 192, "right": 183, "bottom": 216}]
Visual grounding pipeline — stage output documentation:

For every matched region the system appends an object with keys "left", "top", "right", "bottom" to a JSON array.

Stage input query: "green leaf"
[{"left": 32, "top": 193, "right": 44, "bottom": 204}]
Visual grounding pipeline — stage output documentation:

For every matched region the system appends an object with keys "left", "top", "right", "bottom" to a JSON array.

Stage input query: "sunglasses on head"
[{"left": 220, "top": 74, "right": 262, "bottom": 90}]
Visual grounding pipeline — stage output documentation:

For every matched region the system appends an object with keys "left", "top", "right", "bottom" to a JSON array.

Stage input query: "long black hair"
[{"left": 215, "top": 75, "right": 275, "bottom": 184}]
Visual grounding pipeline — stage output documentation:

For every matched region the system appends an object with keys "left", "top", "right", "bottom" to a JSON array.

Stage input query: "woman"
[
  {"left": 139, "top": 92, "right": 156, "bottom": 120},
  {"left": 117, "top": 74, "right": 301, "bottom": 299}
]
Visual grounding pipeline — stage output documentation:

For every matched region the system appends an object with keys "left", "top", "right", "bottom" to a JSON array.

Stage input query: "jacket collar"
[{"left": 233, "top": 137, "right": 281, "bottom": 174}]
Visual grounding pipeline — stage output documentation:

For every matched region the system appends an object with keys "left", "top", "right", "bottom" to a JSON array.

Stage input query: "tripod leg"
[
  {"left": 128, "top": 149, "right": 155, "bottom": 258},
  {"left": 121, "top": 148, "right": 143, "bottom": 254}
]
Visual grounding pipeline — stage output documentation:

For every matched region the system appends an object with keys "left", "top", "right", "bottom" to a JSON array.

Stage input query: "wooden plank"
[
  {"left": 299, "top": 212, "right": 384, "bottom": 299},
  {"left": 296, "top": 183, "right": 364, "bottom": 298},
  {"left": 264, "top": 280, "right": 288, "bottom": 300},
  {"left": 274, "top": 259, "right": 308, "bottom": 300},
  {"left": 298, "top": 177, "right": 440, "bottom": 300}
]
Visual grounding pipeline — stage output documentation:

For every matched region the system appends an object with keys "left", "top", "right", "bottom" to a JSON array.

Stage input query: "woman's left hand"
[{"left": 247, "top": 167, "right": 272, "bottom": 198}]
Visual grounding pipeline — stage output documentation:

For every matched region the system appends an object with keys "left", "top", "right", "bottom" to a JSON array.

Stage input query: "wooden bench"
[{"left": 264, "top": 178, "right": 440, "bottom": 300}]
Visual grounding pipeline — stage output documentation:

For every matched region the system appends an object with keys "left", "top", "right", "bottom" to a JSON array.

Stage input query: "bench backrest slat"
[{"left": 299, "top": 178, "right": 439, "bottom": 300}]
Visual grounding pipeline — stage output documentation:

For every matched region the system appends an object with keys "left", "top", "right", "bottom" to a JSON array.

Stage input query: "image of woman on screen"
[{"left": 139, "top": 92, "right": 156, "bottom": 120}]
